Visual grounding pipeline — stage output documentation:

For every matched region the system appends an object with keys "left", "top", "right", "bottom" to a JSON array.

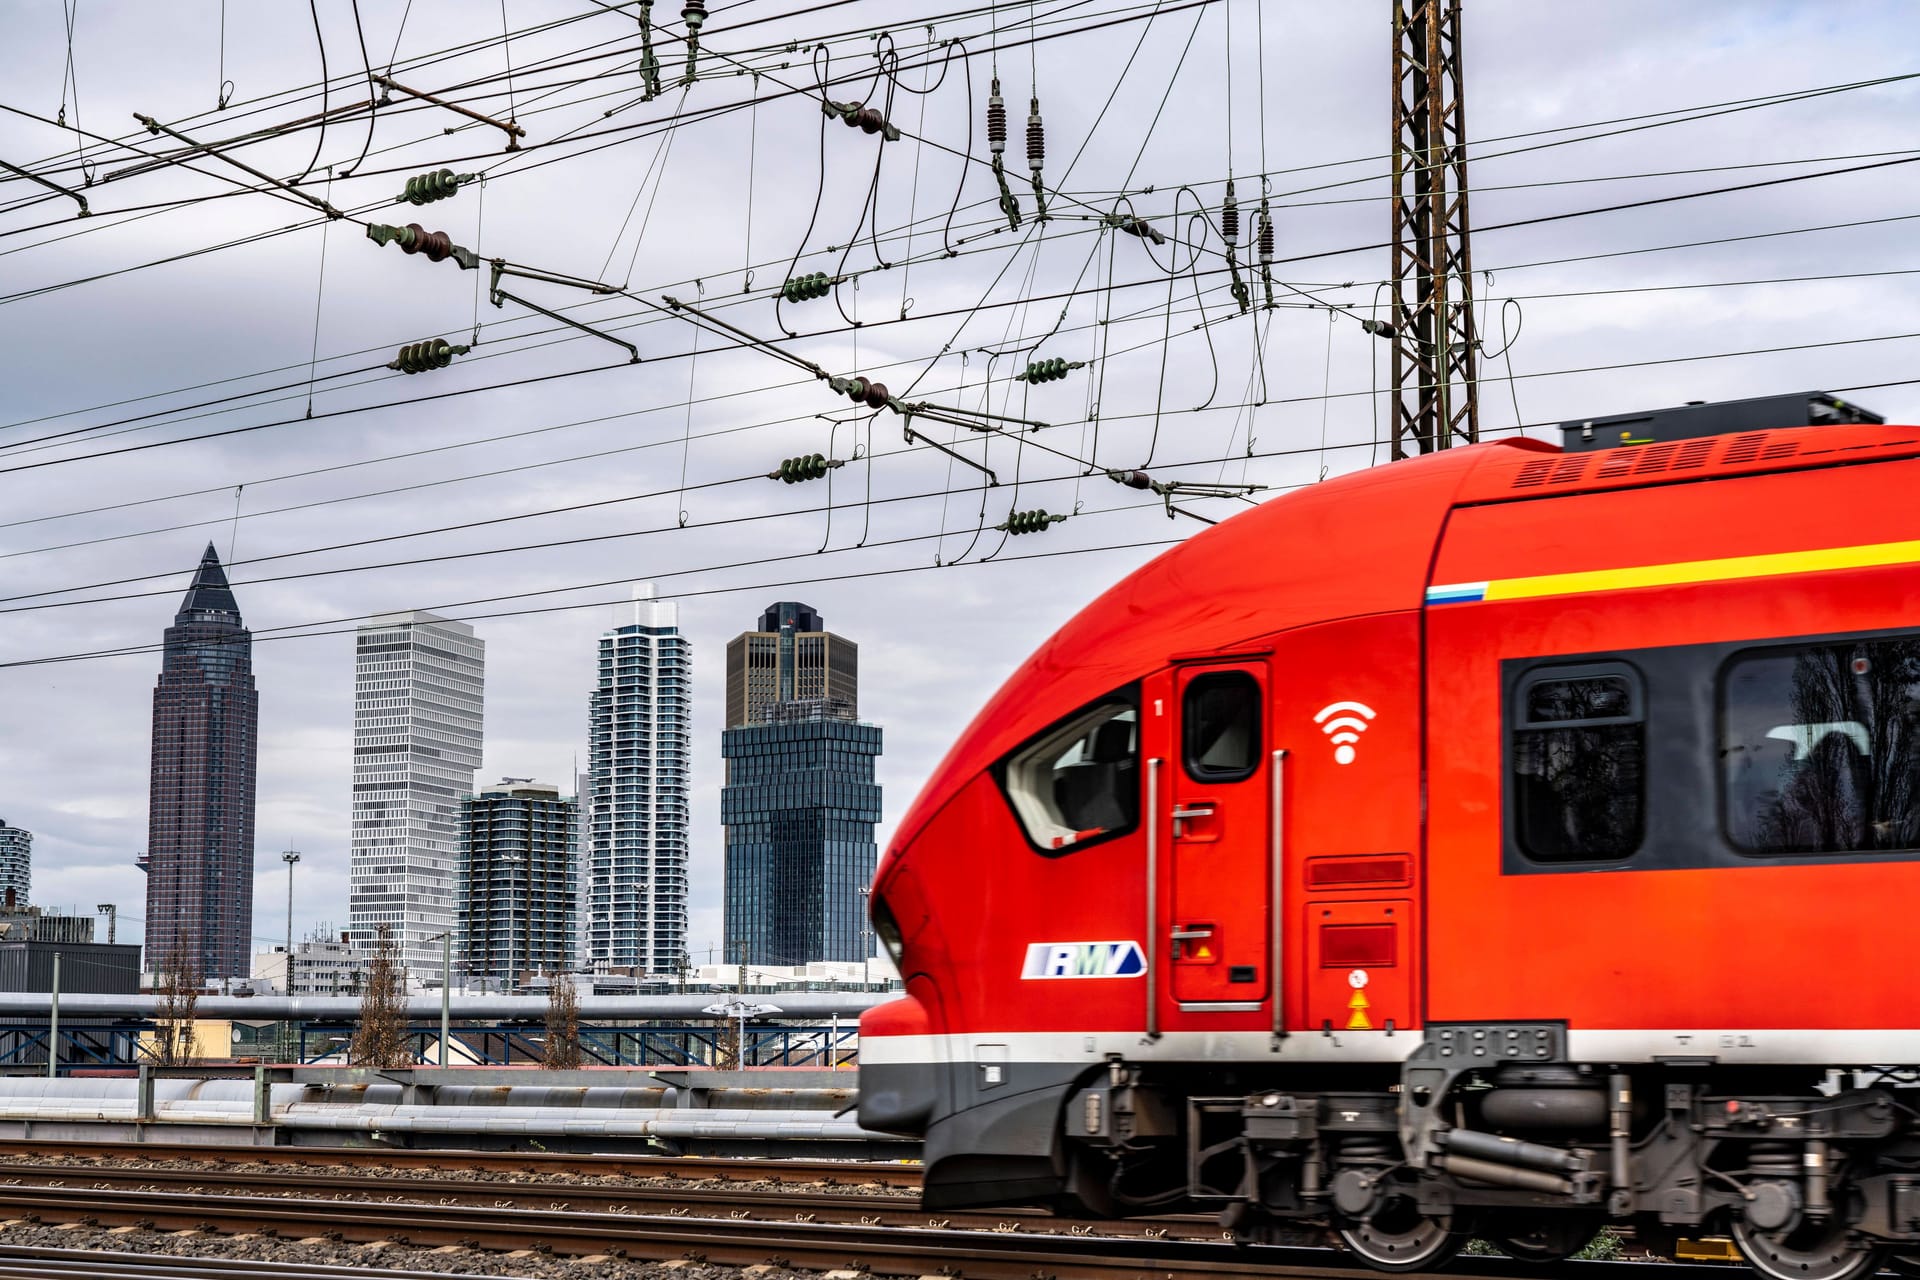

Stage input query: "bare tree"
[
  {"left": 350, "top": 925, "right": 411, "bottom": 1068},
  {"left": 542, "top": 969, "right": 581, "bottom": 1070},
  {"left": 152, "top": 946, "right": 202, "bottom": 1067}
]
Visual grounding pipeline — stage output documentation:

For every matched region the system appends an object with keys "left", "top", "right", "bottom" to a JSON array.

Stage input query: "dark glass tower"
[
  {"left": 145, "top": 544, "right": 258, "bottom": 982},
  {"left": 721, "top": 602, "right": 880, "bottom": 967}
]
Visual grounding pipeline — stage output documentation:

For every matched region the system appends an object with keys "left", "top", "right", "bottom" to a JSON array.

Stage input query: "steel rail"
[
  {"left": 0, "top": 1163, "right": 1232, "bottom": 1243},
  {"left": 0, "top": 1138, "right": 920, "bottom": 1188},
  {"left": 0, "top": 1183, "right": 1755, "bottom": 1280},
  {"left": 0, "top": 1243, "right": 520, "bottom": 1279}
]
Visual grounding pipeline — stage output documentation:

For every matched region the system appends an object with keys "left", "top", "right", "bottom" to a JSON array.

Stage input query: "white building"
[
  {"left": 253, "top": 933, "right": 371, "bottom": 996},
  {"left": 348, "top": 611, "right": 485, "bottom": 973},
  {"left": 0, "top": 820, "right": 28, "bottom": 910},
  {"left": 586, "top": 586, "right": 691, "bottom": 975}
]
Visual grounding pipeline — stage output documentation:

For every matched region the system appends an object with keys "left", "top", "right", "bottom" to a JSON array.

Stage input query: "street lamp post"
[
  {"left": 427, "top": 931, "right": 451, "bottom": 1067},
  {"left": 703, "top": 999, "right": 782, "bottom": 1070},
  {"left": 280, "top": 852, "right": 300, "bottom": 995},
  {"left": 95, "top": 903, "right": 116, "bottom": 945}
]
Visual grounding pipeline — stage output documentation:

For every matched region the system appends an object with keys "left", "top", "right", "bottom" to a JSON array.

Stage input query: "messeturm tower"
[{"left": 145, "top": 543, "right": 258, "bottom": 983}]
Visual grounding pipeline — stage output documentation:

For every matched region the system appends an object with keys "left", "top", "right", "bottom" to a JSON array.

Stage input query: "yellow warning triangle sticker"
[{"left": 1344, "top": 988, "right": 1372, "bottom": 1031}]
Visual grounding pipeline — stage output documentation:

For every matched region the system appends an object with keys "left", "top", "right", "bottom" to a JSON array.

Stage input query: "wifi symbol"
[{"left": 1314, "top": 701, "right": 1377, "bottom": 765}]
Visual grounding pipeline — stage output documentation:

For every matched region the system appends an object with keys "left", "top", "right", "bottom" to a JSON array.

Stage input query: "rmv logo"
[{"left": 1022, "top": 940, "right": 1147, "bottom": 979}]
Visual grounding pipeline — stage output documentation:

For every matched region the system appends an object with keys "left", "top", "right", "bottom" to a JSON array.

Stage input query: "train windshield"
[
  {"left": 999, "top": 691, "right": 1140, "bottom": 853},
  {"left": 1722, "top": 636, "right": 1920, "bottom": 854}
]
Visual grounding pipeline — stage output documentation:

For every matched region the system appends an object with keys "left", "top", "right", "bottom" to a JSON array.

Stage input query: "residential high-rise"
[
  {"left": 0, "top": 820, "right": 28, "bottom": 910},
  {"left": 724, "top": 601, "right": 858, "bottom": 727},
  {"left": 721, "top": 601, "right": 881, "bottom": 966},
  {"left": 457, "top": 778, "right": 577, "bottom": 986},
  {"left": 145, "top": 544, "right": 258, "bottom": 982},
  {"left": 586, "top": 586, "right": 690, "bottom": 975},
  {"left": 348, "top": 612, "right": 485, "bottom": 973}
]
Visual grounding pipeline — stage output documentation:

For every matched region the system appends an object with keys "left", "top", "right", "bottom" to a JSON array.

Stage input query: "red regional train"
[{"left": 858, "top": 392, "right": 1920, "bottom": 1278}]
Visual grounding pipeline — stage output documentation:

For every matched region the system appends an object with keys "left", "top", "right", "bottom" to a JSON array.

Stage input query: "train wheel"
[
  {"left": 1885, "top": 1255, "right": 1920, "bottom": 1278},
  {"left": 1731, "top": 1218, "right": 1883, "bottom": 1280},
  {"left": 1484, "top": 1211, "right": 1602, "bottom": 1263},
  {"left": 1338, "top": 1194, "right": 1464, "bottom": 1272}
]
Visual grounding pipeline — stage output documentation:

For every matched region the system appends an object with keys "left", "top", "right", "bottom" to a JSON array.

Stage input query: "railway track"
[
  {"left": 0, "top": 1158, "right": 1240, "bottom": 1243},
  {"left": 0, "top": 1244, "right": 524, "bottom": 1280},
  {"left": 0, "top": 1139, "right": 920, "bottom": 1190},
  {"left": 0, "top": 1178, "right": 1747, "bottom": 1280}
]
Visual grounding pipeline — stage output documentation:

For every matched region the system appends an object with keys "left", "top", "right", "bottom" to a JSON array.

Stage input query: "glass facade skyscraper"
[
  {"left": 348, "top": 612, "right": 485, "bottom": 973},
  {"left": 586, "top": 587, "right": 690, "bottom": 975},
  {"left": 145, "top": 544, "right": 258, "bottom": 982},
  {"left": 721, "top": 601, "right": 881, "bottom": 966},
  {"left": 722, "top": 704, "right": 882, "bottom": 964},
  {"left": 457, "top": 779, "right": 578, "bottom": 985},
  {"left": 0, "top": 820, "right": 28, "bottom": 912}
]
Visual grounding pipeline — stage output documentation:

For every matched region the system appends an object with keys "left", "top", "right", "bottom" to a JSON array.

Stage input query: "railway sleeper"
[{"left": 1058, "top": 1056, "right": 1920, "bottom": 1279}]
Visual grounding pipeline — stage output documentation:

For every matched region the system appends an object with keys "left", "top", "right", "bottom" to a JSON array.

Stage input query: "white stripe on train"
[{"left": 857, "top": 1028, "right": 1920, "bottom": 1067}]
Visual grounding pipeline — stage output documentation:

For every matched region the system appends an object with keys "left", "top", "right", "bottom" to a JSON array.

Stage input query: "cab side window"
[
  {"left": 1183, "top": 671, "right": 1261, "bottom": 782},
  {"left": 1722, "top": 635, "right": 1920, "bottom": 854},
  {"left": 1511, "top": 665, "right": 1644, "bottom": 862},
  {"left": 999, "top": 690, "right": 1139, "bottom": 854}
]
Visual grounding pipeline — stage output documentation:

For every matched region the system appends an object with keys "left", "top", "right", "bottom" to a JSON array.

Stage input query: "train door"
[
  {"left": 1266, "top": 614, "right": 1424, "bottom": 1036},
  {"left": 1159, "top": 659, "right": 1273, "bottom": 1009}
]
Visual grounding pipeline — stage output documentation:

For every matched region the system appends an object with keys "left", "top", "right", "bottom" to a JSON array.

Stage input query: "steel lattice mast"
[{"left": 1389, "top": 0, "right": 1479, "bottom": 457}]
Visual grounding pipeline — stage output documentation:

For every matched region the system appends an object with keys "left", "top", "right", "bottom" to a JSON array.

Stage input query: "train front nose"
[
  {"left": 856, "top": 866, "right": 944, "bottom": 1137},
  {"left": 857, "top": 984, "right": 939, "bottom": 1135}
]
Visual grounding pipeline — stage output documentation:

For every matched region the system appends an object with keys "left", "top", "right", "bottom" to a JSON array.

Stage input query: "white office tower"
[
  {"left": 349, "top": 611, "right": 485, "bottom": 972},
  {"left": 586, "top": 585, "right": 691, "bottom": 975}
]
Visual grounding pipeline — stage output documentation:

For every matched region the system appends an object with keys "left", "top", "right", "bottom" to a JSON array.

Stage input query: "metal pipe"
[
  {"left": 0, "top": 992, "right": 888, "bottom": 1019},
  {"left": 1442, "top": 1128, "right": 1589, "bottom": 1173},
  {"left": 1440, "top": 1153, "right": 1573, "bottom": 1195},
  {"left": 131, "top": 114, "right": 342, "bottom": 218},
  {"left": 1271, "top": 748, "right": 1287, "bottom": 1040},
  {"left": 371, "top": 76, "right": 525, "bottom": 149},
  {"left": 1146, "top": 757, "right": 1162, "bottom": 1040},
  {"left": 0, "top": 158, "right": 87, "bottom": 215}
]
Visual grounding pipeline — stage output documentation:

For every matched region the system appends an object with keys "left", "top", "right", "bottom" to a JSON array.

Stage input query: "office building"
[
  {"left": 457, "top": 778, "right": 578, "bottom": 986},
  {"left": 585, "top": 586, "right": 691, "bottom": 975},
  {"left": 0, "top": 904, "right": 95, "bottom": 945},
  {"left": 253, "top": 932, "right": 370, "bottom": 996},
  {"left": 721, "top": 601, "right": 881, "bottom": 966},
  {"left": 724, "top": 601, "right": 858, "bottom": 727},
  {"left": 0, "top": 820, "right": 27, "bottom": 910},
  {"left": 348, "top": 612, "right": 485, "bottom": 973},
  {"left": 145, "top": 544, "right": 258, "bottom": 982}
]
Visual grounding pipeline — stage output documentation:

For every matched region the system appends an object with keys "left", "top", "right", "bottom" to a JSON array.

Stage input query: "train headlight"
[{"left": 871, "top": 895, "right": 906, "bottom": 968}]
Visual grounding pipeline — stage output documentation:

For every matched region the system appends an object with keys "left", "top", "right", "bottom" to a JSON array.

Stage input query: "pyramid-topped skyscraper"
[{"left": 145, "top": 543, "right": 258, "bottom": 982}]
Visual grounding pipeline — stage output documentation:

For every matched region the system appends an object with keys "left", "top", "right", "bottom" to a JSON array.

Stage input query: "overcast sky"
[{"left": 1, "top": 1, "right": 1916, "bottom": 965}]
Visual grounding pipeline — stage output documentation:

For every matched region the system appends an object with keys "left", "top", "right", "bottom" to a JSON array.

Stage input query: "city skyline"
[{"left": 8, "top": 4, "right": 1905, "bottom": 969}]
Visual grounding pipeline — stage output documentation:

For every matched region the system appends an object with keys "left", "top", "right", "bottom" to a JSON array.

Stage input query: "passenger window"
[
  {"left": 1000, "top": 691, "right": 1139, "bottom": 854},
  {"left": 1511, "top": 667, "right": 1644, "bottom": 862},
  {"left": 1722, "top": 636, "right": 1920, "bottom": 854},
  {"left": 1183, "top": 671, "right": 1261, "bottom": 782}
]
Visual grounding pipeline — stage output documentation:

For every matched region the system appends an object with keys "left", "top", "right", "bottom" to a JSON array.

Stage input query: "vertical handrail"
[
  {"left": 1146, "top": 757, "right": 1163, "bottom": 1040},
  {"left": 1271, "top": 749, "right": 1288, "bottom": 1041}
]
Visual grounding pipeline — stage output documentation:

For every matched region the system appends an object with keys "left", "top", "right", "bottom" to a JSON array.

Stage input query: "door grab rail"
[
  {"left": 1146, "top": 757, "right": 1162, "bottom": 1041},
  {"left": 1272, "top": 748, "right": 1288, "bottom": 1042}
]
